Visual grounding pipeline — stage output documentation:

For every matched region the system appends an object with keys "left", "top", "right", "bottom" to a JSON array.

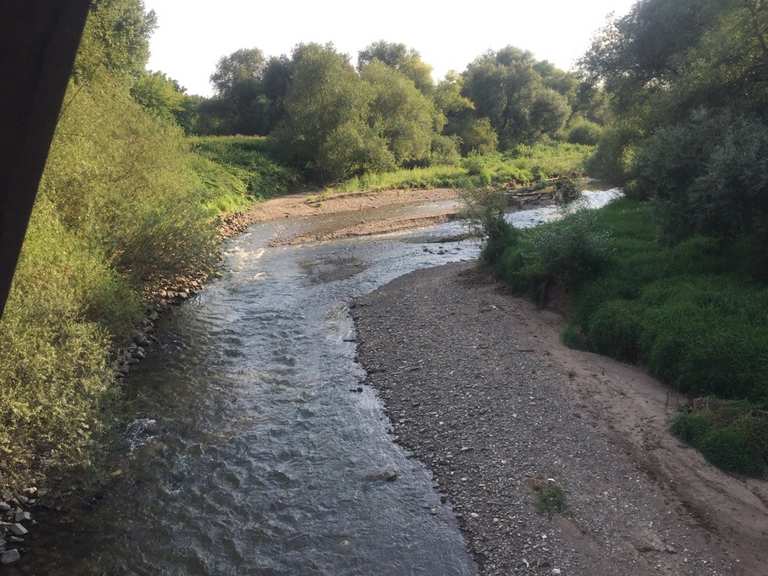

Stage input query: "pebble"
[
  {"left": 0, "top": 503, "right": 10, "bottom": 513},
  {"left": 14, "top": 510, "right": 31, "bottom": 522},
  {"left": 1, "top": 549, "right": 20, "bottom": 565},
  {"left": 8, "top": 523, "right": 28, "bottom": 537}
]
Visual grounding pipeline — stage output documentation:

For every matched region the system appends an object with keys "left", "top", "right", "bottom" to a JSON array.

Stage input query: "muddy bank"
[
  {"left": 219, "top": 187, "right": 461, "bottom": 236},
  {"left": 352, "top": 263, "right": 768, "bottom": 576}
]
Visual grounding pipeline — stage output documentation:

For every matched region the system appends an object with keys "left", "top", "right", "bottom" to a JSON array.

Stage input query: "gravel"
[{"left": 352, "top": 262, "right": 740, "bottom": 576}]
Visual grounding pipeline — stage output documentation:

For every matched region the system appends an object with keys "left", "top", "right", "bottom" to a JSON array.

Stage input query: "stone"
[
  {"left": 22, "top": 487, "right": 37, "bottom": 498},
  {"left": 14, "top": 511, "right": 30, "bottom": 522},
  {"left": 8, "top": 523, "right": 27, "bottom": 537},
  {"left": 0, "top": 503, "right": 10, "bottom": 513},
  {"left": 1, "top": 549, "right": 20, "bottom": 565}
]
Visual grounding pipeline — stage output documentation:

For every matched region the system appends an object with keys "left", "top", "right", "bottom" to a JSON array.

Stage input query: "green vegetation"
[
  {"left": 190, "top": 135, "right": 303, "bottom": 201},
  {"left": 326, "top": 143, "right": 593, "bottom": 194},
  {"left": 533, "top": 481, "right": 568, "bottom": 516},
  {"left": 193, "top": 40, "right": 607, "bottom": 183},
  {"left": 0, "top": 1, "right": 289, "bottom": 491},
  {"left": 485, "top": 198, "right": 768, "bottom": 476},
  {"left": 476, "top": 0, "right": 768, "bottom": 477},
  {"left": 672, "top": 400, "right": 768, "bottom": 476}
]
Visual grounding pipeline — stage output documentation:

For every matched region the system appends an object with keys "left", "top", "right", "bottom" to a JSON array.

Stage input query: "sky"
[{"left": 144, "top": 0, "right": 637, "bottom": 97}]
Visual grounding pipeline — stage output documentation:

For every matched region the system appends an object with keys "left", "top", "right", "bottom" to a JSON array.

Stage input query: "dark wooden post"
[{"left": 0, "top": 1, "right": 91, "bottom": 317}]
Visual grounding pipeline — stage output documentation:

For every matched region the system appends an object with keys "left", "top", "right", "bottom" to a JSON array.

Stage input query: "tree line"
[{"left": 138, "top": 41, "right": 608, "bottom": 182}]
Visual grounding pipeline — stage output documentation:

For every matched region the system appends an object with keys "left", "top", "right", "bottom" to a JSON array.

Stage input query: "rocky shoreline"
[{"left": 352, "top": 262, "right": 751, "bottom": 576}]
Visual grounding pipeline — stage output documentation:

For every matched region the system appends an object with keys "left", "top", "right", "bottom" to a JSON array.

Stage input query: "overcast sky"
[{"left": 144, "top": 0, "right": 636, "bottom": 97}]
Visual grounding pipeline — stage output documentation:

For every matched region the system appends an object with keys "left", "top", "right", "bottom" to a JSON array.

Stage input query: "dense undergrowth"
[
  {"left": 485, "top": 198, "right": 768, "bottom": 476},
  {"left": 325, "top": 143, "right": 592, "bottom": 194},
  {"left": 190, "top": 135, "right": 303, "bottom": 202}
]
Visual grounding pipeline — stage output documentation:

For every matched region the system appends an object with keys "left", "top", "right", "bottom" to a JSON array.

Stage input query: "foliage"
[
  {"left": 211, "top": 48, "right": 266, "bottom": 95},
  {"left": 130, "top": 70, "right": 195, "bottom": 130},
  {"left": 462, "top": 47, "right": 573, "bottom": 147},
  {"left": 358, "top": 41, "right": 434, "bottom": 94},
  {"left": 44, "top": 75, "right": 219, "bottom": 282},
  {"left": 272, "top": 43, "right": 390, "bottom": 181},
  {"left": 533, "top": 481, "right": 568, "bottom": 516},
  {"left": 361, "top": 61, "right": 442, "bottom": 166},
  {"left": 566, "top": 117, "right": 603, "bottom": 146},
  {"left": 672, "top": 400, "right": 768, "bottom": 477},
  {"left": 325, "top": 143, "right": 592, "bottom": 194},
  {"left": 583, "top": 0, "right": 768, "bottom": 250},
  {"left": 497, "top": 210, "right": 613, "bottom": 297},
  {"left": 585, "top": 123, "right": 641, "bottom": 186},
  {"left": 190, "top": 135, "right": 303, "bottom": 199},
  {"left": 489, "top": 197, "right": 768, "bottom": 474},
  {"left": 0, "top": 201, "right": 136, "bottom": 489},
  {"left": 74, "top": 0, "right": 156, "bottom": 81},
  {"left": 462, "top": 188, "right": 519, "bottom": 263},
  {"left": 0, "top": 0, "right": 252, "bottom": 491},
  {"left": 632, "top": 112, "right": 768, "bottom": 250}
]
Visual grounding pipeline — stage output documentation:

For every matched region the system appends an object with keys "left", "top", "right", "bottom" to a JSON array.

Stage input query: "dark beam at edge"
[{"left": 0, "top": 1, "right": 91, "bottom": 317}]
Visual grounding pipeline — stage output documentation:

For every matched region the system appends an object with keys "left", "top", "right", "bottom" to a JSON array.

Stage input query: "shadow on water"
[{"left": 19, "top": 190, "right": 620, "bottom": 576}]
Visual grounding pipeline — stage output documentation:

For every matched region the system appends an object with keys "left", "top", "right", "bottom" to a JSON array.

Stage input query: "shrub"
[
  {"left": 586, "top": 300, "right": 641, "bottom": 361},
  {"left": 586, "top": 123, "right": 641, "bottom": 186},
  {"left": 526, "top": 210, "right": 614, "bottom": 289},
  {"left": 430, "top": 134, "right": 461, "bottom": 165},
  {"left": 0, "top": 201, "right": 133, "bottom": 488},
  {"left": 567, "top": 118, "right": 603, "bottom": 145},
  {"left": 42, "top": 76, "right": 219, "bottom": 282}
]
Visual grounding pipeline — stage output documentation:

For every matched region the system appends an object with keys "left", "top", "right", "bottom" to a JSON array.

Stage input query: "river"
[{"left": 19, "top": 189, "right": 620, "bottom": 576}]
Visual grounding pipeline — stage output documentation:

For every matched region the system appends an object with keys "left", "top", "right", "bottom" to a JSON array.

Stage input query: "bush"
[
  {"left": 673, "top": 401, "right": 768, "bottom": 477},
  {"left": 42, "top": 76, "right": 219, "bottom": 282},
  {"left": 526, "top": 210, "right": 613, "bottom": 290},
  {"left": 458, "top": 117, "right": 499, "bottom": 155},
  {"left": 190, "top": 135, "right": 302, "bottom": 199},
  {"left": 566, "top": 118, "right": 603, "bottom": 145},
  {"left": 586, "top": 300, "right": 641, "bottom": 361},
  {"left": 586, "top": 123, "right": 641, "bottom": 185},
  {"left": 0, "top": 201, "right": 134, "bottom": 488},
  {"left": 430, "top": 134, "right": 461, "bottom": 165}
]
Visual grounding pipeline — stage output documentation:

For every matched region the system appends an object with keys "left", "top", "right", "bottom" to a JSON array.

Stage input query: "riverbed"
[{"left": 18, "top": 189, "right": 619, "bottom": 576}]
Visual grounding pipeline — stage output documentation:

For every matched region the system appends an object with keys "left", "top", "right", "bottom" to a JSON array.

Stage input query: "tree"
[
  {"left": 358, "top": 41, "right": 434, "bottom": 94},
  {"left": 463, "top": 47, "right": 571, "bottom": 147},
  {"left": 210, "top": 48, "right": 266, "bottom": 95},
  {"left": 434, "top": 72, "right": 498, "bottom": 154},
  {"left": 131, "top": 71, "right": 186, "bottom": 123},
  {"left": 74, "top": 0, "right": 157, "bottom": 81},
  {"left": 361, "top": 61, "right": 440, "bottom": 165},
  {"left": 275, "top": 43, "right": 392, "bottom": 181}
]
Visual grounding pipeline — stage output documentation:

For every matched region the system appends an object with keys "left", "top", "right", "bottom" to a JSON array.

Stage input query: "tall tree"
[
  {"left": 358, "top": 41, "right": 434, "bottom": 94},
  {"left": 463, "top": 47, "right": 571, "bottom": 147},
  {"left": 361, "top": 61, "right": 441, "bottom": 165},
  {"left": 210, "top": 48, "right": 266, "bottom": 95}
]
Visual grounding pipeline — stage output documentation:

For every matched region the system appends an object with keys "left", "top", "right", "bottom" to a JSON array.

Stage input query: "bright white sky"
[{"left": 144, "top": 0, "right": 636, "bottom": 97}]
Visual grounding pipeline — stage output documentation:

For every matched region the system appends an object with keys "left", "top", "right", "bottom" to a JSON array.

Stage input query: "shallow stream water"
[{"left": 20, "top": 189, "right": 619, "bottom": 576}]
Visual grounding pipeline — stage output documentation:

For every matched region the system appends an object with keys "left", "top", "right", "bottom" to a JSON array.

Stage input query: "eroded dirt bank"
[{"left": 352, "top": 263, "right": 768, "bottom": 576}]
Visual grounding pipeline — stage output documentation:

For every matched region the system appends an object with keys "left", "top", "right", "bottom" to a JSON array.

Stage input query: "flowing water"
[{"left": 20, "top": 189, "right": 620, "bottom": 576}]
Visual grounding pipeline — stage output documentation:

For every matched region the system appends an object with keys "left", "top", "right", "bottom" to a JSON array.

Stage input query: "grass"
[
  {"left": 489, "top": 198, "right": 768, "bottom": 476},
  {"left": 189, "top": 135, "right": 303, "bottom": 200},
  {"left": 324, "top": 142, "right": 593, "bottom": 195},
  {"left": 532, "top": 480, "right": 568, "bottom": 516}
]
